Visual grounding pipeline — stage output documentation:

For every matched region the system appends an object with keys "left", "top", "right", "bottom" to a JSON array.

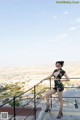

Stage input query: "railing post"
[
  {"left": 50, "top": 78, "right": 51, "bottom": 89},
  {"left": 50, "top": 78, "right": 52, "bottom": 109},
  {"left": 13, "top": 96, "right": 16, "bottom": 120},
  {"left": 34, "top": 86, "right": 36, "bottom": 120}
]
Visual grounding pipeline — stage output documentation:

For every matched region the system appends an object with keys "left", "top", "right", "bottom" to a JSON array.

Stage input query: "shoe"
[
  {"left": 57, "top": 111, "right": 63, "bottom": 119},
  {"left": 45, "top": 105, "right": 50, "bottom": 112}
]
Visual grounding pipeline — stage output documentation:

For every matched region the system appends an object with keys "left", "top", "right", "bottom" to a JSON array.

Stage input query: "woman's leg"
[
  {"left": 57, "top": 89, "right": 63, "bottom": 118},
  {"left": 57, "top": 90, "right": 63, "bottom": 110},
  {"left": 46, "top": 89, "right": 56, "bottom": 107}
]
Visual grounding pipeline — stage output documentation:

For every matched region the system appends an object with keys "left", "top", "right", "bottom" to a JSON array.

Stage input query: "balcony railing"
[{"left": 0, "top": 77, "right": 80, "bottom": 120}]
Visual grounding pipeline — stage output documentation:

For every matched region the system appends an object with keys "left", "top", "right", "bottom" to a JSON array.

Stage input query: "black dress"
[{"left": 53, "top": 68, "right": 65, "bottom": 92}]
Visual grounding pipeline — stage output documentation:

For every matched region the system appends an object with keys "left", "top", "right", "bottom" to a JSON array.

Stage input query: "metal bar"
[
  {"left": 9, "top": 114, "right": 15, "bottom": 120},
  {"left": 34, "top": 86, "right": 36, "bottom": 120},
  {"left": 52, "top": 97, "right": 80, "bottom": 98},
  {"left": 50, "top": 78, "right": 52, "bottom": 109},
  {"left": 51, "top": 77, "right": 80, "bottom": 79},
  {"left": 34, "top": 81, "right": 42, "bottom": 87},
  {"left": 64, "top": 87, "right": 80, "bottom": 88},
  {"left": 35, "top": 88, "right": 46, "bottom": 97},
  {"left": 13, "top": 96, "right": 16, "bottom": 120},
  {"left": 36, "top": 99, "right": 42, "bottom": 107},
  {"left": 63, "top": 77, "right": 80, "bottom": 79},
  {"left": 15, "top": 98, "right": 34, "bottom": 115},
  {"left": 15, "top": 86, "right": 34, "bottom": 98},
  {"left": 24, "top": 108, "right": 34, "bottom": 120},
  {"left": 0, "top": 98, "right": 13, "bottom": 108}
]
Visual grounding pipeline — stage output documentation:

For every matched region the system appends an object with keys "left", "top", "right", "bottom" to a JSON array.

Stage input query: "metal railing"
[{"left": 0, "top": 77, "right": 80, "bottom": 120}]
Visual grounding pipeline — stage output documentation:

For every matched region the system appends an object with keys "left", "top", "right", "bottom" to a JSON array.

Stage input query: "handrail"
[
  {"left": 15, "top": 98, "right": 34, "bottom": 115},
  {"left": 0, "top": 98, "right": 13, "bottom": 108},
  {"left": 0, "top": 77, "right": 80, "bottom": 120},
  {"left": 16, "top": 86, "right": 34, "bottom": 98}
]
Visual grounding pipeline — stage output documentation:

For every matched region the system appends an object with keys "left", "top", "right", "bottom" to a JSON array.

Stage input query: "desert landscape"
[
  {"left": 0, "top": 62, "right": 80, "bottom": 84},
  {"left": 0, "top": 62, "right": 80, "bottom": 102}
]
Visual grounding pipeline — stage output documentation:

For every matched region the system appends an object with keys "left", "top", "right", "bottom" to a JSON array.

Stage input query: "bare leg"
[
  {"left": 46, "top": 89, "right": 56, "bottom": 108},
  {"left": 57, "top": 89, "right": 63, "bottom": 118},
  {"left": 57, "top": 90, "right": 63, "bottom": 110}
]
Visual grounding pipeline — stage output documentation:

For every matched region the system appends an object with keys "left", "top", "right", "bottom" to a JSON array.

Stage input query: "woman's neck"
[{"left": 58, "top": 68, "right": 62, "bottom": 70}]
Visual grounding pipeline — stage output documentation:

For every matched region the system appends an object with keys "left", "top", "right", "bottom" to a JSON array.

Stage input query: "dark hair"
[{"left": 56, "top": 61, "right": 64, "bottom": 67}]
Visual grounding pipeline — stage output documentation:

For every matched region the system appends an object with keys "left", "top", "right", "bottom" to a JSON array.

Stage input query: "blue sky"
[{"left": 0, "top": 0, "right": 80, "bottom": 67}]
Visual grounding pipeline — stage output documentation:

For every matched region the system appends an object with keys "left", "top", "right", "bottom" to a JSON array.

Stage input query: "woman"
[{"left": 42, "top": 61, "right": 70, "bottom": 119}]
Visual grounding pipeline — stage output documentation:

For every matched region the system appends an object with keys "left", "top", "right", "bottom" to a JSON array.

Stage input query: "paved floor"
[
  {"left": 46, "top": 116, "right": 80, "bottom": 120},
  {"left": 9, "top": 116, "right": 34, "bottom": 120},
  {"left": 43, "top": 109, "right": 80, "bottom": 120}
]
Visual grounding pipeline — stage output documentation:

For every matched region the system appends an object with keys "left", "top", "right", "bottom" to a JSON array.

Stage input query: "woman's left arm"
[{"left": 62, "top": 72, "right": 70, "bottom": 82}]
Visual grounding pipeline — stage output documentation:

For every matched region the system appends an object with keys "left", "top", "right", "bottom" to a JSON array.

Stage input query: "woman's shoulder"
[
  {"left": 60, "top": 69, "right": 65, "bottom": 75},
  {"left": 61, "top": 69, "right": 65, "bottom": 72}
]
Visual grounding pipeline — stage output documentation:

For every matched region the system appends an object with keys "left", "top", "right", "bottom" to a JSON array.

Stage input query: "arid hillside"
[{"left": 0, "top": 63, "right": 80, "bottom": 87}]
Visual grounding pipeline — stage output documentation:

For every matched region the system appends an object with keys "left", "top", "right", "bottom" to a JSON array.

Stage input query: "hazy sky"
[{"left": 0, "top": 0, "right": 80, "bottom": 67}]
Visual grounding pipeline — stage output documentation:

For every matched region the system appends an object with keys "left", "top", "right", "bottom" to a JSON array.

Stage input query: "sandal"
[
  {"left": 57, "top": 110, "right": 63, "bottom": 119},
  {"left": 45, "top": 105, "right": 50, "bottom": 112}
]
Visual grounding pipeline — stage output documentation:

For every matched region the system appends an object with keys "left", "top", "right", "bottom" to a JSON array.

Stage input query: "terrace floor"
[{"left": 42, "top": 108, "right": 80, "bottom": 120}]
